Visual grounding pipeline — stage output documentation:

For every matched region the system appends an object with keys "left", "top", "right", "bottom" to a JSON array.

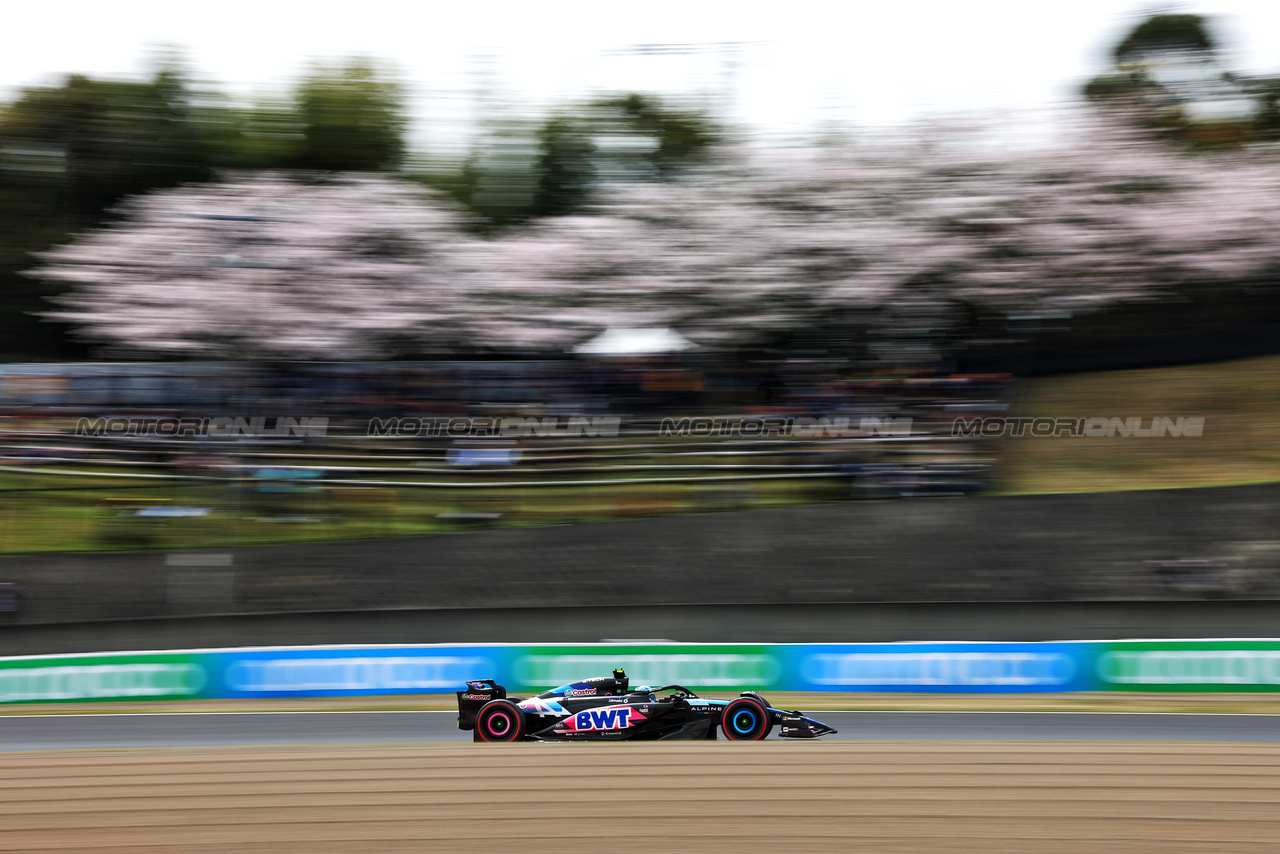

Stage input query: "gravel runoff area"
[
  {"left": 5, "top": 692, "right": 1280, "bottom": 715},
  {"left": 3, "top": 742, "right": 1278, "bottom": 852}
]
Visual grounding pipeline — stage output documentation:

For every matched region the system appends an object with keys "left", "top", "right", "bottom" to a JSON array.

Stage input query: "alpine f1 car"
[{"left": 457, "top": 668, "right": 836, "bottom": 742}]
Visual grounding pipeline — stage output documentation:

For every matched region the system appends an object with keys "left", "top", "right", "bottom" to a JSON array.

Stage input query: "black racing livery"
[{"left": 456, "top": 668, "right": 836, "bottom": 742}]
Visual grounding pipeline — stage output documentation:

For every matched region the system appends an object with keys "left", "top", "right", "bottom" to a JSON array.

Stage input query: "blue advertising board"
[
  {"left": 206, "top": 646, "right": 510, "bottom": 698},
  {"left": 779, "top": 642, "right": 1094, "bottom": 693},
  {"left": 4, "top": 639, "right": 1275, "bottom": 704}
]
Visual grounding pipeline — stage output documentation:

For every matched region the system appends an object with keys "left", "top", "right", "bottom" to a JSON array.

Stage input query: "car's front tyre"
[
  {"left": 474, "top": 699, "right": 526, "bottom": 742},
  {"left": 721, "top": 696, "right": 772, "bottom": 741}
]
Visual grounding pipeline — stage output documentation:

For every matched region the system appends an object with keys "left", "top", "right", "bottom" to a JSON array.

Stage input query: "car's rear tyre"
[
  {"left": 475, "top": 699, "right": 525, "bottom": 742},
  {"left": 722, "top": 696, "right": 772, "bottom": 741}
]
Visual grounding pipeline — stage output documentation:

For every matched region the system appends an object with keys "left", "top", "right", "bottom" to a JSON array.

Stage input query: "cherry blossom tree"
[
  {"left": 33, "top": 173, "right": 475, "bottom": 359},
  {"left": 31, "top": 114, "right": 1280, "bottom": 357},
  {"left": 447, "top": 115, "right": 1280, "bottom": 349}
]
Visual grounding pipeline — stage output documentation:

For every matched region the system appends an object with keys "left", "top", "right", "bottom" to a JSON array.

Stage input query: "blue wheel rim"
[{"left": 732, "top": 708, "right": 757, "bottom": 734}]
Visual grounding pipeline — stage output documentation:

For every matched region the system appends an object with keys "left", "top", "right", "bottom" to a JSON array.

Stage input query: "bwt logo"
[
  {"left": 951, "top": 416, "right": 1205, "bottom": 438},
  {"left": 659, "top": 416, "right": 913, "bottom": 438},
  {"left": 75, "top": 417, "right": 328, "bottom": 438},
  {"left": 561, "top": 707, "right": 646, "bottom": 731}
]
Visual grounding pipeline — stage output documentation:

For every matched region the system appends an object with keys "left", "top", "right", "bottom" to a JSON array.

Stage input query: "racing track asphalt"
[{"left": 5, "top": 710, "right": 1280, "bottom": 751}]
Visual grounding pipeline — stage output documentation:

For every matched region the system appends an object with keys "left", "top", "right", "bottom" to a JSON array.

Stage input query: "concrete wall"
[
  {"left": 0, "top": 481, "right": 1277, "bottom": 633},
  {"left": 5, "top": 600, "right": 1280, "bottom": 656}
]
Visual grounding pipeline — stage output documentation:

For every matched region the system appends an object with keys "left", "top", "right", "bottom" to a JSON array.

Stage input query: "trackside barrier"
[{"left": 2, "top": 641, "right": 1280, "bottom": 704}]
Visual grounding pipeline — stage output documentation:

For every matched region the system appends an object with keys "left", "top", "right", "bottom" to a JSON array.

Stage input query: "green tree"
[
  {"left": 292, "top": 58, "right": 406, "bottom": 172},
  {"left": 1252, "top": 77, "right": 1280, "bottom": 139},
  {"left": 591, "top": 93, "right": 720, "bottom": 180},
  {"left": 0, "top": 60, "right": 224, "bottom": 356},
  {"left": 1082, "top": 13, "right": 1256, "bottom": 147},
  {"left": 1112, "top": 13, "right": 1217, "bottom": 64},
  {"left": 532, "top": 115, "right": 596, "bottom": 217},
  {"left": 213, "top": 98, "right": 306, "bottom": 172},
  {"left": 429, "top": 94, "right": 719, "bottom": 227},
  {"left": 0, "top": 67, "right": 216, "bottom": 214}
]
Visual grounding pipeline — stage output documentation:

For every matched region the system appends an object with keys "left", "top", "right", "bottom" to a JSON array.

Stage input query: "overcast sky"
[{"left": 6, "top": 1, "right": 1280, "bottom": 153}]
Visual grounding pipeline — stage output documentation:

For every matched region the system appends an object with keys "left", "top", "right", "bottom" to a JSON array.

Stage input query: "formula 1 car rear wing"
[{"left": 456, "top": 679, "right": 506, "bottom": 731}]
